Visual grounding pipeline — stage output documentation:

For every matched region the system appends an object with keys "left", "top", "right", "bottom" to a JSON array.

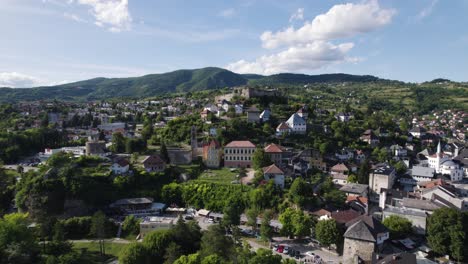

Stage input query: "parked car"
[
  {"left": 294, "top": 250, "right": 301, "bottom": 259},
  {"left": 283, "top": 246, "right": 289, "bottom": 254},
  {"left": 184, "top": 215, "right": 194, "bottom": 220},
  {"left": 277, "top": 245, "right": 284, "bottom": 253},
  {"left": 272, "top": 244, "right": 278, "bottom": 251},
  {"left": 305, "top": 251, "right": 315, "bottom": 257},
  {"left": 207, "top": 218, "right": 214, "bottom": 223}
]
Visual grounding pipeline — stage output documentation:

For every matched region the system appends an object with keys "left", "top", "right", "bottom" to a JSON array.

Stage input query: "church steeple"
[{"left": 437, "top": 141, "right": 441, "bottom": 154}]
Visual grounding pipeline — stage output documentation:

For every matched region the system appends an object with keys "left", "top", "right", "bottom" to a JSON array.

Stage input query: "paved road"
[
  {"left": 246, "top": 237, "right": 342, "bottom": 263},
  {"left": 3, "top": 165, "right": 39, "bottom": 173}
]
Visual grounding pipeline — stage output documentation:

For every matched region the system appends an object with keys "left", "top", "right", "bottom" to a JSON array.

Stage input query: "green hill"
[{"left": 0, "top": 67, "right": 392, "bottom": 102}]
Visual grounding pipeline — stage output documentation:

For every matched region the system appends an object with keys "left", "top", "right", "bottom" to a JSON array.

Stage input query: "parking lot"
[{"left": 192, "top": 216, "right": 341, "bottom": 263}]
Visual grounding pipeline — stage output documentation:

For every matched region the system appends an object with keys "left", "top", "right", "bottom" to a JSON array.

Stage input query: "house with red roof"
[
  {"left": 142, "top": 155, "right": 166, "bottom": 172},
  {"left": 264, "top": 143, "right": 287, "bottom": 165},
  {"left": 224, "top": 140, "right": 256, "bottom": 168},
  {"left": 262, "top": 164, "right": 285, "bottom": 188}
]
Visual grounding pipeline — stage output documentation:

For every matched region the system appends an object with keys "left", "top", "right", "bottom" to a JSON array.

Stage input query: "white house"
[
  {"left": 285, "top": 113, "right": 307, "bottom": 134},
  {"left": 111, "top": 159, "right": 130, "bottom": 175},
  {"left": 263, "top": 164, "right": 285, "bottom": 189}
]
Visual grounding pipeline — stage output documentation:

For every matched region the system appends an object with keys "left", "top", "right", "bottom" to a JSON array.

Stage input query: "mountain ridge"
[{"left": 0, "top": 67, "right": 398, "bottom": 102}]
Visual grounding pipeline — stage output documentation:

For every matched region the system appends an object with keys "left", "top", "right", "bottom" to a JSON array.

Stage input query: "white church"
[{"left": 427, "top": 142, "right": 464, "bottom": 182}]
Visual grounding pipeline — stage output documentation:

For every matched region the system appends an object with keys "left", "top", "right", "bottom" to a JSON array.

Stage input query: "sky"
[{"left": 0, "top": 0, "right": 467, "bottom": 87}]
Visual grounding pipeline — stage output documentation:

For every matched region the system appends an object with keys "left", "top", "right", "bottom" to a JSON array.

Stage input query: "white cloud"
[
  {"left": 218, "top": 8, "right": 236, "bottom": 18},
  {"left": 227, "top": 1, "right": 394, "bottom": 75},
  {"left": 63, "top": 12, "right": 87, "bottom": 23},
  {"left": 416, "top": 0, "right": 438, "bottom": 21},
  {"left": 227, "top": 41, "right": 355, "bottom": 75},
  {"left": 261, "top": 0, "right": 396, "bottom": 49},
  {"left": 289, "top": 8, "right": 304, "bottom": 22},
  {"left": 71, "top": 0, "right": 132, "bottom": 32},
  {"left": 0, "top": 72, "right": 40, "bottom": 88}
]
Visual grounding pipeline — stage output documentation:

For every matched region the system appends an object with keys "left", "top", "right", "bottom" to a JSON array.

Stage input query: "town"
[{"left": 0, "top": 84, "right": 467, "bottom": 264}]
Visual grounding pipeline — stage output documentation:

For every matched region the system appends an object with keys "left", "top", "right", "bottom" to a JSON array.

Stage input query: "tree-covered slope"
[{"left": 0, "top": 67, "right": 395, "bottom": 102}]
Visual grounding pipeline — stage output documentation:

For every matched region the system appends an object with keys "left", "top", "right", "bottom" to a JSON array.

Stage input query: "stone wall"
[{"left": 342, "top": 238, "right": 375, "bottom": 264}]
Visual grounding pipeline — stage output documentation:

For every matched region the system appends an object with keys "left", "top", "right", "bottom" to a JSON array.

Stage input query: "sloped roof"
[
  {"left": 225, "top": 140, "right": 256, "bottom": 148},
  {"left": 331, "top": 209, "right": 361, "bottom": 224},
  {"left": 340, "top": 183, "right": 368, "bottom": 194},
  {"left": 264, "top": 143, "right": 284, "bottom": 153},
  {"left": 331, "top": 163, "right": 349, "bottom": 172},
  {"left": 286, "top": 113, "right": 306, "bottom": 125},
  {"left": 344, "top": 215, "right": 388, "bottom": 242},
  {"left": 116, "top": 159, "right": 129, "bottom": 167},
  {"left": 276, "top": 122, "right": 290, "bottom": 130},
  {"left": 263, "top": 164, "right": 284, "bottom": 174},
  {"left": 143, "top": 154, "right": 165, "bottom": 164}
]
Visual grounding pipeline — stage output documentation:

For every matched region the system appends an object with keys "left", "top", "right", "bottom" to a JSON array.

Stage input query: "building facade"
[{"left": 224, "top": 141, "right": 256, "bottom": 168}]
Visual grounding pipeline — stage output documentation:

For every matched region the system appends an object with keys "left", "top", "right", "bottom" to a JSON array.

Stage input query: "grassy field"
[
  {"left": 197, "top": 167, "right": 239, "bottom": 185},
  {"left": 72, "top": 241, "right": 130, "bottom": 258}
]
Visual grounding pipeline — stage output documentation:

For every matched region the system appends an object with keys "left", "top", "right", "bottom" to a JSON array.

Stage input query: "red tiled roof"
[
  {"left": 276, "top": 122, "right": 290, "bottom": 130},
  {"left": 264, "top": 143, "right": 284, "bottom": 153},
  {"left": 346, "top": 195, "right": 368, "bottom": 205},
  {"left": 225, "top": 140, "right": 256, "bottom": 148},
  {"left": 331, "top": 163, "right": 349, "bottom": 172},
  {"left": 331, "top": 209, "right": 361, "bottom": 224},
  {"left": 262, "top": 164, "right": 284, "bottom": 174}
]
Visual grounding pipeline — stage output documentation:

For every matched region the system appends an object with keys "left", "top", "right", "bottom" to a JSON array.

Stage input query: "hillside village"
[{"left": 0, "top": 86, "right": 467, "bottom": 264}]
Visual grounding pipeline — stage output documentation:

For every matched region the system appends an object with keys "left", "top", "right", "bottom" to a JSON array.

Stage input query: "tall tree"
[
  {"left": 427, "top": 208, "right": 468, "bottom": 262},
  {"left": 382, "top": 215, "right": 413, "bottom": 239},
  {"left": 315, "top": 219, "right": 340, "bottom": 247},
  {"left": 260, "top": 210, "right": 274, "bottom": 242},
  {"left": 111, "top": 132, "right": 126, "bottom": 153},
  {"left": 252, "top": 148, "right": 272, "bottom": 170},
  {"left": 160, "top": 141, "right": 170, "bottom": 163},
  {"left": 90, "top": 211, "right": 107, "bottom": 256}
]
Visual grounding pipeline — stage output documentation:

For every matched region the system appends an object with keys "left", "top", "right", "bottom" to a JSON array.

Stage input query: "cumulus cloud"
[
  {"left": 218, "top": 8, "right": 236, "bottom": 18},
  {"left": 416, "top": 0, "right": 438, "bottom": 21},
  {"left": 227, "top": 41, "right": 355, "bottom": 75},
  {"left": 289, "top": 8, "right": 304, "bottom": 22},
  {"left": 261, "top": 0, "right": 396, "bottom": 49},
  {"left": 227, "top": 0, "right": 394, "bottom": 75},
  {"left": 70, "top": 0, "right": 132, "bottom": 32},
  {"left": 0, "top": 72, "right": 40, "bottom": 88}
]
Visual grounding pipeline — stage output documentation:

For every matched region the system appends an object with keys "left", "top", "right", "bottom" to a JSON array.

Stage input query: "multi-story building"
[
  {"left": 202, "top": 139, "right": 222, "bottom": 168},
  {"left": 224, "top": 140, "right": 256, "bottom": 168},
  {"left": 264, "top": 143, "right": 287, "bottom": 166},
  {"left": 285, "top": 113, "right": 307, "bottom": 134},
  {"left": 369, "top": 163, "right": 396, "bottom": 202}
]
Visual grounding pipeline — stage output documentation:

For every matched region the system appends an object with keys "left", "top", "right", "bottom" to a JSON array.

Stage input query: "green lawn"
[
  {"left": 197, "top": 168, "right": 239, "bottom": 185},
  {"left": 72, "top": 241, "right": 130, "bottom": 258}
]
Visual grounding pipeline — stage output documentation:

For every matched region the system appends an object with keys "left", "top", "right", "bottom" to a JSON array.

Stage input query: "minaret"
[
  {"left": 435, "top": 141, "right": 441, "bottom": 173},
  {"left": 191, "top": 126, "right": 198, "bottom": 160}
]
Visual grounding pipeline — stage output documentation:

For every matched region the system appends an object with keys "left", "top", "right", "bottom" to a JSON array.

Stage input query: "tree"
[
  {"left": 252, "top": 148, "right": 271, "bottom": 170},
  {"left": 111, "top": 132, "right": 126, "bottom": 153},
  {"left": 90, "top": 211, "right": 107, "bottom": 256},
  {"left": 122, "top": 215, "right": 140, "bottom": 238},
  {"left": 427, "top": 208, "right": 468, "bottom": 262},
  {"left": 119, "top": 243, "right": 147, "bottom": 264},
  {"left": 315, "top": 219, "right": 340, "bottom": 247},
  {"left": 222, "top": 197, "right": 243, "bottom": 227},
  {"left": 249, "top": 248, "right": 282, "bottom": 264},
  {"left": 357, "top": 160, "right": 371, "bottom": 184},
  {"left": 279, "top": 208, "right": 312, "bottom": 238},
  {"left": 200, "top": 225, "right": 234, "bottom": 260},
  {"left": 143, "top": 230, "right": 173, "bottom": 263},
  {"left": 160, "top": 141, "right": 170, "bottom": 163},
  {"left": 0, "top": 213, "right": 39, "bottom": 264},
  {"left": 174, "top": 253, "right": 201, "bottom": 264},
  {"left": 382, "top": 215, "right": 412, "bottom": 239},
  {"left": 288, "top": 178, "right": 312, "bottom": 208},
  {"left": 260, "top": 210, "right": 273, "bottom": 242},
  {"left": 246, "top": 208, "right": 258, "bottom": 231},
  {"left": 347, "top": 174, "right": 358, "bottom": 183}
]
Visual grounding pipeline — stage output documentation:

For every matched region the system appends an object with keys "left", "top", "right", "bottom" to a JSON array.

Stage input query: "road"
[{"left": 3, "top": 165, "right": 39, "bottom": 173}]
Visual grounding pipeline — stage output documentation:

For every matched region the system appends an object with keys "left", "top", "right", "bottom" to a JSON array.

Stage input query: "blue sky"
[{"left": 0, "top": 0, "right": 467, "bottom": 87}]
